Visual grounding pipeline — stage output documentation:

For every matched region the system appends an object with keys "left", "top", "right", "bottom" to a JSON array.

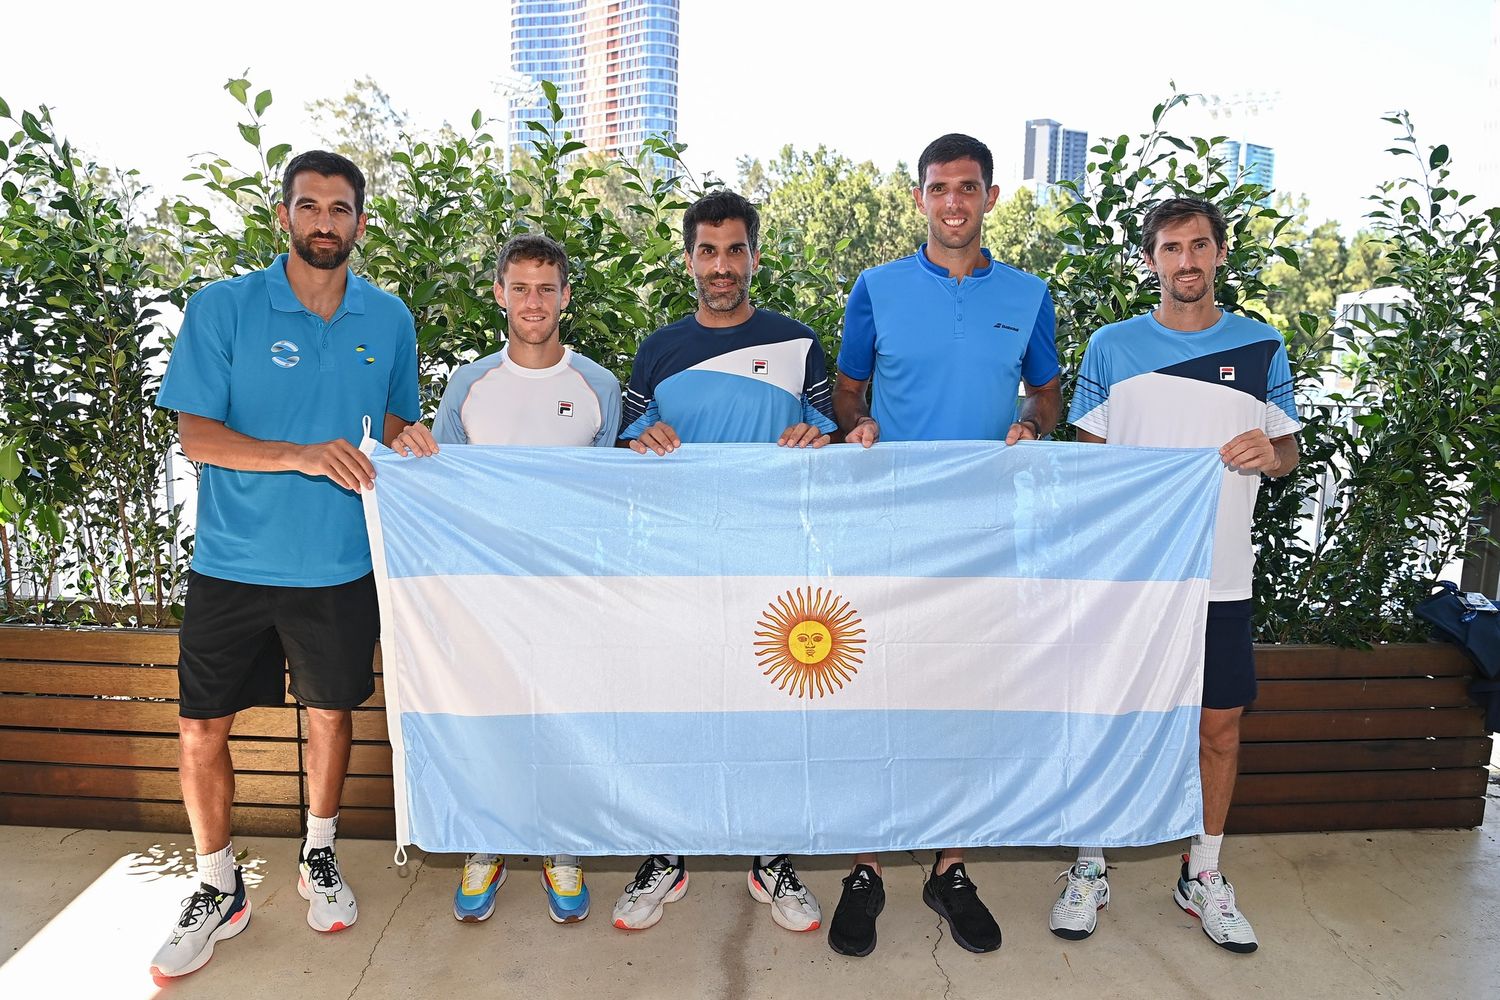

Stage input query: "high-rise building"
[
  {"left": 509, "top": 0, "right": 680, "bottom": 164},
  {"left": 1022, "top": 118, "right": 1088, "bottom": 190},
  {"left": 1211, "top": 139, "right": 1275, "bottom": 199}
]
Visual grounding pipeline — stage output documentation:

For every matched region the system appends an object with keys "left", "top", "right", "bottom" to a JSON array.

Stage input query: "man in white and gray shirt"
[{"left": 391, "top": 233, "right": 620, "bottom": 926}]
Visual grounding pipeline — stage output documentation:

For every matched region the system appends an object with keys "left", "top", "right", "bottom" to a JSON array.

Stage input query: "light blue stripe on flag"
[{"left": 363, "top": 440, "right": 1224, "bottom": 854}]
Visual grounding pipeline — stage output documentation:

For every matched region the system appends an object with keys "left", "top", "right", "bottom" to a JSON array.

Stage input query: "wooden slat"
[
  {"left": 1227, "top": 797, "right": 1486, "bottom": 834},
  {"left": 0, "top": 696, "right": 298, "bottom": 737},
  {"left": 1241, "top": 708, "right": 1486, "bottom": 741},
  {"left": 1239, "top": 736, "right": 1493, "bottom": 773},
  {"left": 334, "top": 806, "right": 395, "bottom": 840},
  {"left": 0, "top": 762, "right": 300, "bottom": 804},
  {"left": 1232, "top": 768, "right": 1488, "bottom": 805},
  {"left": 1254, "top": 643, "right": 1473, "bottom": 680},
  {"left": 0, "top": 661, "right": 181, "bottom": 698},
  {"left": 0, "top": 626, "right": 180, "bottom": 665},
  {"left": 0, "top": 730, "right": 300, "bottom": 771},
  {"left": 348, "top": 742, "right": 393, "bottom": 776},
  {"left": 0, "top": 795, "right": 301, "bottom": 837},
  {"left": 303, "top": 774, "right": 393, "bottom": 809},
  {"left": 1250, "top": 677, "right": 1475, "bottom": 711}
]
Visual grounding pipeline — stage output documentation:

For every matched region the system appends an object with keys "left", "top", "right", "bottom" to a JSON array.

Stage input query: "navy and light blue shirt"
[
  {"left": 837, "top": 245, "right": 1060, "bottom": 442},
  {"left": 620, "top": 308, "right": 837, "bottom": 443},
  {"left": 1069, "top": 309, "right": 1301, "bottom": 600},
  {"left": 157, "top": 254, "right": 420, "bottom": 587}
]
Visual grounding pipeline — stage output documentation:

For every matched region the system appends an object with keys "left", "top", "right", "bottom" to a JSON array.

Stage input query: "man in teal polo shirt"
[
  {"left": 148, "top": 151, "right": 419, "bottom": 984},
  {"left": 828, "top": 133, "right": 1062, "bottom": 959}
]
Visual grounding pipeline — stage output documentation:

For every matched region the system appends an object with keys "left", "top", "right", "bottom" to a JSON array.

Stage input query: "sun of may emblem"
[{"left": 753, "top": 587, "right": 867, "bottom": 698}]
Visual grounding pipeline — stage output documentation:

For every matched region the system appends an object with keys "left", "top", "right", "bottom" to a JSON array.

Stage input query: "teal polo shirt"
[
  {"left": 836, "top": 245, "right": 1060, "bottom": 442},
  {"left": 157, "top": 255, "right": 420, "bottom": 587}
]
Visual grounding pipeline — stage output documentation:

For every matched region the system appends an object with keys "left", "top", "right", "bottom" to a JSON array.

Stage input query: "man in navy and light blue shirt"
[
  {"left": 829, "top": 133, "right": 1062, "bottom": 959},
  {"left": 150, "top": 151, "right": 418, "bottom": 983},
  {"left": 612, "top": 190, "right": 832, "bottom": 936},
  {"left": 1053, "top": 197, "right": 1299, "bottom": 954}
]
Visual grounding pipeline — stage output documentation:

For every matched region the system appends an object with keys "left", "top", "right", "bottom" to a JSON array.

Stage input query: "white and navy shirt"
[
  {"left": 1069, "top": 310, "right": 1301, "bottom": 601},
  {"left": 432, "top": 344, "right": 621, "bottom": 448}
]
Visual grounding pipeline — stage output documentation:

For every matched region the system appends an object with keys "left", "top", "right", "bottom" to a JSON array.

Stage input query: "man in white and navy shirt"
[
  {"left": 1051, "top": 198, "right": 1300, "bottom": 955},
  {"left": 391, "top": 233, "right": 620, "bottom": 928}
]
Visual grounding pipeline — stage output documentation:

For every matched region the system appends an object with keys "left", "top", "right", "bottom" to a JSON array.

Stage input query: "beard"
[
  {"left": 694, "top": 271, "right": 751, "bottom": 314},
  {"left": 291, "top": 230, "right": 354, "bottom": 270},
  {"left": 1164, "top": 271, "right": 1211, "bottom": 304}
]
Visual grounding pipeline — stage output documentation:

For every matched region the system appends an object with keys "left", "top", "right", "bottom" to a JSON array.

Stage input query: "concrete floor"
[{"left": 3, "top": 792, "right": 1498, "bottom": 1000}]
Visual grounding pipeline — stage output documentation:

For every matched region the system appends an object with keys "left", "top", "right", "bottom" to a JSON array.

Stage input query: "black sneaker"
[
  {"left": 923, "top": 859, "right": 1001, "bottom": 953},
  {"left": 827, "top": 864, "right": 885, "bottom": 957}
]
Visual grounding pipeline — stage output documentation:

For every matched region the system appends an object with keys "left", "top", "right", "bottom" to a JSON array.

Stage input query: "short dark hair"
[
  {"left": 281, "top": 150, "right": 367, "bottom": 216},
  {"left": 1141, "top": 198, "right": 1228, "bottom": 258},
  {"left": 496, "top": 234, "right": 570, "bottom": 285},
  {"left": 917, "top": 133, "right": 994, "bottom": 189},
  {"left": 683, "top": 189, "right": 760, "bottom": 255}
]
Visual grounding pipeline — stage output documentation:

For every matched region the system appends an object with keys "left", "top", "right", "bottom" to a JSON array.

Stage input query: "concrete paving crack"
[
  {"left": 346, "top": 856, "right": 426, "bottom": 1000},
  {"left": 57, "top": 828, "right": 84, "bottom": 845},
  {"left": 907, "top": 852, "right": 953, "bottom": 1000}
]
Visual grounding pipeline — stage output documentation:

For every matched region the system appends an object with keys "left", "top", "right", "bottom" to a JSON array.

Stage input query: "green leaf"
[
  {"left": 471, "top": 109, "right": 482, "bottom": 130},
  {"left": 238, "top": 123, "right": 261, "bottom": 147},
  {"left": 226, "top": 78, "right": 250, "bottom": 105},
  {"left": 253, "top": 89, "right": 273, "bottom": 116},
  {"left": 0, "top": 484, "right": 21, "bottom": 516},
  {"left": 1429, "top": 144, "right": 1449, "bottom": 169},
  {"left": 266, "top": 142, "right": 293, "bottom": 168},
  {"left": 0, "top": 441, "right": 20, "bottom": 481},
  {"left": 0, "top": 95, "right": 9, "bottom": 118}
]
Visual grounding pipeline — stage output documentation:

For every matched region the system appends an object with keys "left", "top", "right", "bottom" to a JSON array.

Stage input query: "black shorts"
[
  {"left": 177, "top": 570, "right": 378, "bottom": 719},
  {"left": 1203, "top": 599, "right": 1256, "bottom": 710}
]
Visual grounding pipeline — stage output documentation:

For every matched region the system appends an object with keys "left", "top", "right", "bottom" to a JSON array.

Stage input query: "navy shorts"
[
  {"left": 1203, "top": 599, "right": 1256, "bottom": 710},
  {"left": 177, "top": 570, "right": 378, "bottom": 719}
]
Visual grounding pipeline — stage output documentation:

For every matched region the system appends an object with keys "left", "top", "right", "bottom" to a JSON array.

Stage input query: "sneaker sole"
[
  {"left": 298, "top": 875, "right": 357, "bottom": 933},
  {"left": 1049, "top": 884, "right": 1108, "bottom": 940},
  {"left": 1173, "top": 884, "right": 1258, "bottom": 954},
  {"left": 747, "top": 870, "right": 820, "bottom": 932},
  {"left": 454, "top": 866, "right": 508, "bottom": 923},
  {"left": 150, "top": 897, "right": 252, "bottom": 984},
  {"left": 611, "top": 871, "right": 688, "bottom": 930},
  {"left": 922, "top": 883, "right": 1001, "bottom": 954},
  {"left": 543, "top": 869, "right": 590, "bottom": 923}
]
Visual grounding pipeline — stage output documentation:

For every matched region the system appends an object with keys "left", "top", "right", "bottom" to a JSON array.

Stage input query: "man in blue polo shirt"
[
  {"left": 612, "top": 189, "right": 834, "bottom": 937},
  {"left": 149, "top": 151, "right": 419, "bottom": 984},
  {"left": 828, "top": 133, "right": 1062, "bottom": 958}
]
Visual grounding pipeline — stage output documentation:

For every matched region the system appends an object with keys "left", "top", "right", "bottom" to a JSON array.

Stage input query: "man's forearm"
[
  {"left": 832, "top": 374, "right": 872, "bottom": 434},
  {"left": 1267, "top": 435, "right": 1299, "bottom": 478},
  {"left": 1017, "top": 380, "right": 1062, "bottom": 436},
  {"left": 179, "top": 414, "right": 306, "bottom": 473}
]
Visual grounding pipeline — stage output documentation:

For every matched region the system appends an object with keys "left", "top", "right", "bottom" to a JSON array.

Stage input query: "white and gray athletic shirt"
[
  {"left": 1068, "top": 310, "right": 1301, "bottom": 601},
  {"left": 431, "top": 344, "right": 622, "bottom": 447}
]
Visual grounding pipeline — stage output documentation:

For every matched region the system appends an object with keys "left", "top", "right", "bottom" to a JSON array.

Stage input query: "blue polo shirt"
[
  {"left": 836, "top": 245, "right": 1060, "bottom": 442},
  {"left": 157, "top": 255, "right": 420, "bottom": 587}
]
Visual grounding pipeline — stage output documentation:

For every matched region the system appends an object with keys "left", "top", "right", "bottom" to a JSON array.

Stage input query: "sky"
[{"left": 1, "top": 0, "right": 1495, "bottom": 232}]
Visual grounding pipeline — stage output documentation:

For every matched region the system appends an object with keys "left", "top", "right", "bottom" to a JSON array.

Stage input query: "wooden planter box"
[{"left": 0, "top": 627, "right": 1490, "bottom": 840}]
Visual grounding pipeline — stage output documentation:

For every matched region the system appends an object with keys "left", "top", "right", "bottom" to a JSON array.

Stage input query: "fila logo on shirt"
[
  {"left": 1219, "top": 367, "right": 1236, "bottom": 382},
  {"left": 557, "top": 401, "right": 574, "bottom": 417},
  {"left": 751, "top": 359, "right": 769, "bottom": 375}
]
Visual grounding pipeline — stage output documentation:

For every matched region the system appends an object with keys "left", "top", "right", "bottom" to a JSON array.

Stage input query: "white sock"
[
  {"left": 304, "top": 812, "right": 338, "bottom": 854},
  {"left": 1077, "top": 847, "right": 1106, "bottom": 871},
  {"left": 197, "top": 842, "right": 236, "bottom": 893},
  {"left": 1189, "top": 833, "right": 1223, "bottom": 877},
  {"left": 552, "top": 853, "right": 579, "bottom": 867}
]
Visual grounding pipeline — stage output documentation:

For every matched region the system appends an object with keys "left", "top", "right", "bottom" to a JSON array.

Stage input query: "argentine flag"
[{"left": 362, "top": 441, "right": 1223, "bottom": 856}]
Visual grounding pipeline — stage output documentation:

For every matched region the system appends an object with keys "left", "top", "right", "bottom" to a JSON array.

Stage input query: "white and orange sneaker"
[
  {"left": 298, "top": 845, "right": 358, "bottom": 932},
  {"left": 149, "top": 867, "right": 251, "bottom": 983}
]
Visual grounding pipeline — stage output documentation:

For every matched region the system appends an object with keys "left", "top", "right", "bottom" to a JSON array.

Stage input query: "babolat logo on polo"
[
  {"left": 557, "top": 401, "right": 574, "bottom": 417},
  {"left": 1220, "top": 366, "right": 1236, "bottom": 381},
  {"left": 994, "top": 321, "right": 1020, "bottom": 332},
  {"left": 752, "top": 359, "right": 768, "bottom": 374},
  {"left": 270, "top": 340, "right": 300, "bottom": 368},
  {"left": 355, "top": 344, "right": 376, "bottom": 364}
]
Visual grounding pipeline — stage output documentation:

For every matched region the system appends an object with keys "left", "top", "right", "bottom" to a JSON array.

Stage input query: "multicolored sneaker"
[
  {"left": 1174, "top": 856, "right": 1259, "bottom": 953},
  {"left": 149, "top": 867, "right": 251, "bottom": 983},
  {"left": 542, "top": 855, "right": 590, "bottom": 923},
  {"left": 298, "top": 844, "right": 358, "bottom": 932},
  {"left": 454, "top": 853, "right": 507, "bottom": 922},
  {"left": 1049, "top": 860, "right": 1109, "bottom": 940},
  {"left": 611, "top": 855, "right": 688, "bottom": 930},
  {"left": 748, "top": 854, "right": 822, "bottom": 932}
]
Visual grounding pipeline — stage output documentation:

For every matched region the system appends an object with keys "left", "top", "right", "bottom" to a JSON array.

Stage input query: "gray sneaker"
[
  {"left": 149, "top": 867, "right": 251, "bottom": 983},
  {"left": 298, "top": 845, "right": 358, "bottom": 932},
  {"left": 1048, "top": 861, "right": 1109, "bottom": 940},
  {"left": 611, "top": 855, "right": 687, "bottom": 930}
]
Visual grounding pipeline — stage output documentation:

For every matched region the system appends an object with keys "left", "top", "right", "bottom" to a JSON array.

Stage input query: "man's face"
[
  {"left": 1145, "top": 215, "right": 1227, "bottom": 305},
  {"left": 687, "top": 218, "right": 759, "bottom": 314},
  {"left": 914, "top": 158, "right": 999, "bottom": 252},
  {"left": 494, "top": 258, "right": 571, "bottom": 346},
  {"left": 277, "top": 171, "right": 364, "bottom": 270}
]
